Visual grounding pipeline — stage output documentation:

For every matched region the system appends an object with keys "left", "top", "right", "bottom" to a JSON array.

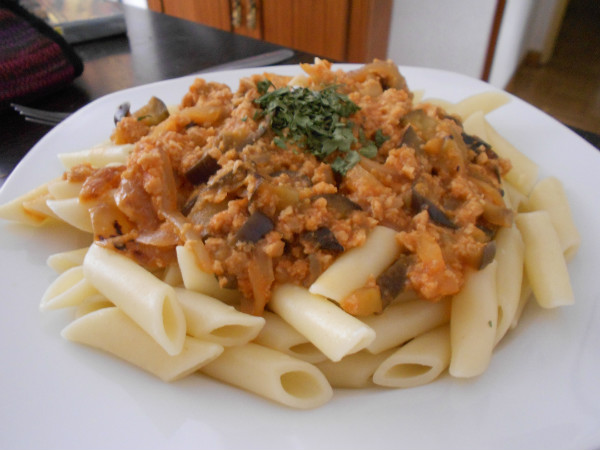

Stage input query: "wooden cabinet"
[{"left": 147, "top": 0, "right": 391, "bottom": 62}]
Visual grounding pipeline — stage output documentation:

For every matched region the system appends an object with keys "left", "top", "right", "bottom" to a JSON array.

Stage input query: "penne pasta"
[
  {"left": 453, "top": 91, "right": 510, "bottom": 119},
  {"left": 46, "top": 179, "right": 83, "bottom": 199},
  {"left": 372, "top": 324, "right": 450, "bottom": 388},
  {"left": 40, "top": 265, "right": 99, "bottom": 311},
  {"left": 309, "top": 226, "right": 401, "bottom": 303},
  {"left": 503, "top": 179, "right": 528, "bottom": 212},
  {"left": 449, "top": 261, "right": 498, "bottom": 378},
  {"left": 0, "top": 183, "right": 55, "bottom": 226},
  {"left": 524, "top": 176, "right": 580, "bottom": 260},
  {"left": 62, "top": 307, "right": 223, "bottom": 382},
  {"left": 254, "top": 311, "right": 327, "bottom": 364},
  {"left": 411, "top": 89, "right": 425, "bottom": 105},
  {"left": 316, "top": 349, "right": 393, "bottom": 389},
  {"left": 58, "top": 143, "right": 134, "bottom": 169},
  {"left": 462, "top": 110, "right": 489, "bottom": 141},
  {"left": 515, "top": 211, "right": 574, "bottom": 308},
  {"left": 420, "top": 97, "right": 454, "bottom": 111},
  {"left": 201, "top": 342, "right": 333, "bottom": 409},
  {"left": 46, "top": 197, "right": 93, "bottom": 233},
  {"left": 511, "top": 276, "right": 533, "bottom": 330},
  {"left": 46, "top": 247, "right": 90, "bottom": 273},
  {"left": 362, "top": 297, "right": 451, "bottom": 354},
  {"left": 83, "top": 243, "right": 186, "bottom": 356},
  {"left": 175, "top": 288, "right": 264, "bottom": 347},
  {"left": 484, "top": 120, "right": 539, "bottom": 195},
  {"left": 494, "top": 226, "right": 525, "bottom": 344},
  {"left": 176, "top": 244, "right": 241, "bottom": 305},
  {"left": 74, "top": 294, "right": 114, "bottom": 318},
  {"left": 269, "top": 283, "right": 375, "bottom": 362},
  {"left": 161, "top": 263, "right": 184, "bottom": 287}
]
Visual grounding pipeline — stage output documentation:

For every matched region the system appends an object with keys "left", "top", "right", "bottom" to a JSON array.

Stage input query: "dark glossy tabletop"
[{"left": 0, "top": 4, "right": 317, "bottom": 183}]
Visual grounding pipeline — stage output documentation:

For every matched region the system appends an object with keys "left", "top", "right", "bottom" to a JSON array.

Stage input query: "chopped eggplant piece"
[
  {"left": 476, "top": 220, "right": 497, "bottom": 239},
  {"left": 411, "top": 188, "right": 457, "bottom": 229},
  {"left": 185, "top": 155, "right": 220, "bottom": 185},
  {"left": 376, "top": 255, "right": 411, "bottom": 307},
  {"left": 444, "top": 114, "right": 462, "bottom": 125},
  {"left": 479, "top": 240, "right": 496, "bottom": 269},
  {"left": 187, "top": 197, "right": 228, "bottom": 227},
  {"left": 114, "top": 102, "right": 131, "bottom": 125},
  {"left": 402, "top": 109, "right": 437, "bottom": 141},
  {"left": 253, "top": 181, "right": 300, "bottom": 211},
  {"left": 222, "top": 123, "right": 267, "bottom": 151},
  {"left": 313, "top": 193, "right": 362, "bottom": 218},
  {"left": 236, "top": 211, "right": 274, "bottom": 243},
  {"left": 181, "top": 194, "right": 198, "bottom": 216},
  {"left": 399, "top": 125, "right": 423, "bottom": 149},
  {"left": 482, "top": 202, "right": 514, "bottom": 228},
  {"left": 349, "top": 60, "right": 408, "bottom": 91},
  {"left": 302, "top": 227, "right": 344, "bottom": 252},
  {"left": 461, "top": 132, "right": 498, "bottom": 159},
  {"left": 133, "top": 96, "right": 170, "bottom": 126},
  {"left": 208, "top": 165, "right": 248, "bottom": 192}
]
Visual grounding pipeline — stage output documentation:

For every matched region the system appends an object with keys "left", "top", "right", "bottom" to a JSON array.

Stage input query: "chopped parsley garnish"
[
  {"left": 256, "top": 79, "right": 273, "bottom": 95},
  {"left": 373, "top": 128, "right": 390, "bottom": 148},
  {"left": 254, "top": 80, "right": 384, "bottom": 175}
]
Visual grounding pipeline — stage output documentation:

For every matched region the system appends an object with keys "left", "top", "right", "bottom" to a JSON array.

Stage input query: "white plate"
[{"left": 1, "top": 65, "right": 600, "bottom": 450}]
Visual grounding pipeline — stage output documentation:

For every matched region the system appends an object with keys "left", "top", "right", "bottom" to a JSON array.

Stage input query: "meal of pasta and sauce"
[{"left": 0, "top": 60, "right": 580, "bottom": 409}]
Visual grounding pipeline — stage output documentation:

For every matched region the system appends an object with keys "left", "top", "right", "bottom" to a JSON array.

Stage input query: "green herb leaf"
[
  {"left": 273, "top": 136, "right": 287, "bottom": 149},
  {"left": 257, "top": 79, "right": 274, "bottom": 95},
  {"left": 331, "top": 151, "right": 361, "bottom": 176},
  {"left": 254, "top": 83, "right": 361, "bottom": 175},
  {"left": 359, "top": 142, "right": 378, "bottom": 158},
  {"left": 374, "top": 128, "right": 390, "bottom": 148}
]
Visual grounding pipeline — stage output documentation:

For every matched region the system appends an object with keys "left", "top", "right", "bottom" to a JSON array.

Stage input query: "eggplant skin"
[
  {"left": 235, "top": 211, "right": 274, "bottom": 243},
  {"left": 185, "top": 155, "right": 220, "bottom": 185},
  {"left": 461, "top": 132, "right": 498, "bottom": 160},
  {"left": 410, "top": 189, "right": 457, "bottom": 229},
  {"left": 376, "top": 255, "right": 411, "bottom": 307},
  {"left": 313, "top": 193, "right": 362, "bottom": 218},
  {"left": 478, "top": 240, "right": 496, "bottom": 269},
  {"left": 114, "top": 102, "right": 131, "bottom": 125},
  {"left": 302, "top": 227, "right": 344, "bottom": 253}
]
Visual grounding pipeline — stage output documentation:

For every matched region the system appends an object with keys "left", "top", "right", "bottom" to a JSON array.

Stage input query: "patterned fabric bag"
[{"left": 0, "top": 0, "right": 83, "bottom": 109}]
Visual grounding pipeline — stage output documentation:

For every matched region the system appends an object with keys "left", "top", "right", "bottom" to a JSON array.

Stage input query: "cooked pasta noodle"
[
  {"left": 449, "top": 261, "right": 498, "bottom": 378},
  {"left": 200, "top": 342, "right": 333, "bottom": 409},
  {"left": 63, "top": 306, "right": 223, "bottom": 382},
  {"left": 40, "top": 265, "right": 99, "bottom": 311},
  {"left": 372, "top": 324, "right": 450, "bottom": 388},
  {"left": 83, "top": 243, "right": 187, "bottom": 356}
]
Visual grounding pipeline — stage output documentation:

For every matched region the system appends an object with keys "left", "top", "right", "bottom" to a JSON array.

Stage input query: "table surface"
[
  {"left": 0, "top": 4, "right": 317, "bottom": 183},
  {"left": 2, "top": 4, "right": 598, "bottom": 185}
]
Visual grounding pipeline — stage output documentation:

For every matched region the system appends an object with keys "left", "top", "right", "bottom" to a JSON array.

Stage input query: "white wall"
[
  {"left": 386, "top": 0, "right": 562, "bottom": 88},
  {"left": 122, "top": 0, "right": 148, "bottom": 8},
  {"left": 524, "top": 0, "right": 570, "bottom": 62},
  {"left": 386, "top": 0, "right": 497, "bottom": 79},
  {"left": 488, "top": 0, "right": 536, "bottom": 87}
]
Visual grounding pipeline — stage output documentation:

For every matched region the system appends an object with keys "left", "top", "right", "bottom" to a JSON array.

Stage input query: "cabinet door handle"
[
  {"left": 231, "top": 0, "right": 242, "bottom": 28},
  {"left": 247, "top": 0, "right": 257, "bottom": 29}
]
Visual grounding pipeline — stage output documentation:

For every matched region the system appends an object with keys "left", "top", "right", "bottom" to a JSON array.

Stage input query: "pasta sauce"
[{"left": 71, "top": 59, "right": 512, "bottom": 315}]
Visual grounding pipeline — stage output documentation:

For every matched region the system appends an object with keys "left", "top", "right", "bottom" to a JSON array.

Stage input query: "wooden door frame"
[{"left": 481, "top": 0, "right": 506, "bottom": 81}]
